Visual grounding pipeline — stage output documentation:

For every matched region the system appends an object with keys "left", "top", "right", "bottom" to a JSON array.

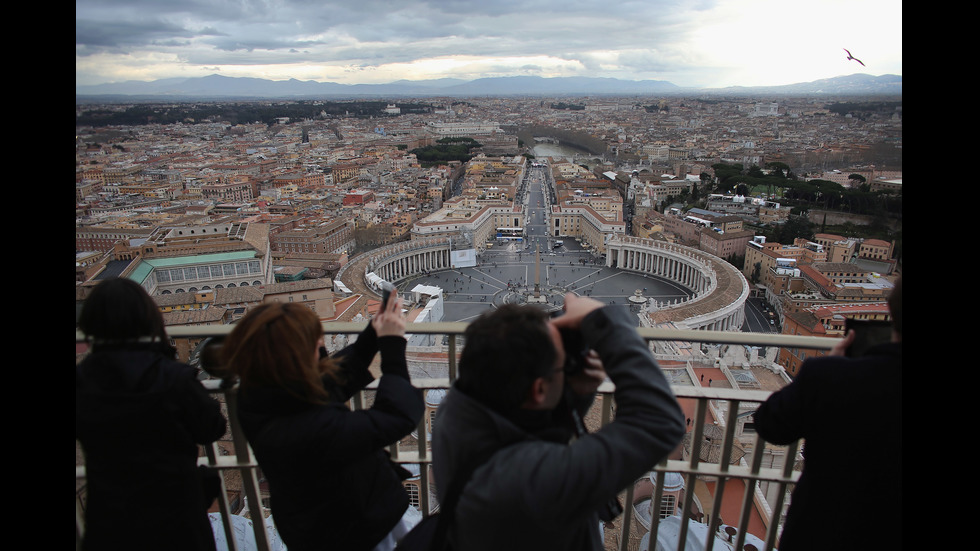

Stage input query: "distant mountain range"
[{"left": 75, "top": 73, "right": 901, "bottom": 100}]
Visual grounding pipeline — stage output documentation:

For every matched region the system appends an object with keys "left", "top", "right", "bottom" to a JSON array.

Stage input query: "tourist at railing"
[
  {"left": 76, "top": 278, "right": 227, "bottom": 551},
  {"left": 431, "top": 293, "right": 686, "bottom": 550},
  {"left": 753, "top": 277, "right": 902, "bottom": 550},
  {"left": 222, "top": 293, "right": 424, "bottom": 551}
]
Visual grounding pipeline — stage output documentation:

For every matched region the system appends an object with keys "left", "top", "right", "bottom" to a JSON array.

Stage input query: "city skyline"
[{"left": 76, "top": 0, "right": 902, "bottom": 90}]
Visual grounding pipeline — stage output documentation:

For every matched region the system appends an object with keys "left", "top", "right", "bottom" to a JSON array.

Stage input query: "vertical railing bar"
[
  {"left": 688, "top": 398, "right": 708, "bottom": 470},
  {"left": 351, "top": 389, "right": 365, "bottom": 411},
  {"left": 617, "top": 483, "right": 636, "bottom": 551},
  {"left": 677, "top": 472, "right": 701, "bottom": 551},
  {"left": 718, "top": 399, "right": 741, "bottom": 474},
  {"left": 762, "top": 439, "right": 799, "bottom": 551},
  {"left": 647, "top": 470, "right": 666, "bottom": 551},
  {"left": 205, "top": 441, "right": 237, "bottom": 551},
  {"left": 76, "top": 494, "right": 85, "bottom": 545},
  {"left": 601, "top": 392, "right": 614, "bottom": 428},
  {"left": 735, "top": 433, "right": 767, "bottom": 551},
  {"left": 416, "top": 410, "right": 429, "bottom": 463},
  {"left": 705, "top": 475, "right": 727, "bottom": 551},
  {"left": 416, "top": 408, "right": 431, "bottom": 518},
  {"left": 447, "top": 336, "right": 458, "bottom": 383},
  {"left": 782, "top": 440, "right": 799, "bottom": 478},
  {"left": 225, "top": 387, "right": 272, "bottom": 551},
  {"left": 419, "top": 466, "right": 432, "bottom": 516},
  {"left": 764, "top": 479, "right": 787, "bottom": 551},
  {"left": 241, "top": 465, "right": 271, "bottom": 551}
]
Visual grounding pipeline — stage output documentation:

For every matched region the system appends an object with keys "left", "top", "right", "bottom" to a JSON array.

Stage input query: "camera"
[
  {"left": 557, "top": 326, "right": 589, "bottom": 375},
  {"left": 551, "top": 310, "right": 589, "bottom": 374}
]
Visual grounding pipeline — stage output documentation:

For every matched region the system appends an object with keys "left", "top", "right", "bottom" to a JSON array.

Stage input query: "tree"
[
  {"left": 766, "top": 162, "right": 790, "bottom": 178},
  {"left": 774, "top": 216, "right": 814, "bottom": 244}
]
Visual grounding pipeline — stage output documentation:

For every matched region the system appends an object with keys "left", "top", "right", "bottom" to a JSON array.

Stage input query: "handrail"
[
  {"left": 76, "top": 323, "right": 829, "bottom": 551},
  {"left": 77, "top": 322, "right": 839, "bottom": 351}
]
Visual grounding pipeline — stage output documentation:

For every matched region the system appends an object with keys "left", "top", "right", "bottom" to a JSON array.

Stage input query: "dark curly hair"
[{"left": 456, "top": 304, "right": 558, "bottom": 415}]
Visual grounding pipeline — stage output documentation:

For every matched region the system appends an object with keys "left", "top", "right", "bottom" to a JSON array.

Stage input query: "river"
[{"left": 531, "top": 142, "right": 595, "bottom": 161}]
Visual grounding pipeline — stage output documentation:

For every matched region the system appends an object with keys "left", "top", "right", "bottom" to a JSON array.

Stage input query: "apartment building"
[
  {"left": 270, "top": 218, "right": 355, "bottom": 255},
  {"left": 427, "top": 121, "right": 501, "bottom": 137},
  {"left": 743, "top": 239, "right": 810, "bottom": 283},
  {"left": 202, "top": 179, "right": 254, "bottom": 203},
  {"left": 412, "top": 198, "right": 520, "bottom": 248},
  {"left": 778, "top": 301, "right": 892, "bottom": 376},
  {"left": 858, "top": 238, "right": 894, "bottom": 261},
  {"left": 698, "top": 224, "right": 756, "bottom": 261},
  {"left": 812, "top": 233, "right": 858, "bottom": 263},
  {"left": 870, "top": 177, "right": 902, "bottom": 193},
  {"left": 551, "top": 201, "right": 626, "bottom": 255}
]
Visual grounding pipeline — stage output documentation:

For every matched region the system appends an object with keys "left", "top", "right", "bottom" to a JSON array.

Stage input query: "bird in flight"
[{"left": 843, "top": 49, "right": 865, "bottom": 66}]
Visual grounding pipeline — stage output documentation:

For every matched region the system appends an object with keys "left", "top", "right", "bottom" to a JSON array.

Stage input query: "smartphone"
[
  {"left": 379, "top": 281, "right": 395, "bottom": 310},
  {"left": 844, "top": 319, "right": 892, "bottom": 357}
]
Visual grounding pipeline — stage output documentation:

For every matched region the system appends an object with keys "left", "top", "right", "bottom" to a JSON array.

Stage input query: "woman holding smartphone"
[{"left": 223, "top": 293, "right": 423, "bottom": 551}]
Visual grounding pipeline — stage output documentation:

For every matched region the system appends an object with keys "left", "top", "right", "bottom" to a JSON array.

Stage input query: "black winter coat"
[
  {"left": 432, "top": 306, "right": 686, "bottom": 551},
  {"left": 76, "top": 344, "right": 227, "bottom": 551},
  {"left": 753, "top": 341, "right": 902, "bottom": 550},
  {"left": 237, "top": 324, "right": 424, "bottom": 551}
]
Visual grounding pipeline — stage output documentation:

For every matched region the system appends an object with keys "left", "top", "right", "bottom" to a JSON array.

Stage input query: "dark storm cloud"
[
  {"left": 75, "top": 0, "right": 718, "bottom": 61},
  {"left": 75, "top": 18, "right": 206, "bottom": 53},
  {"left": 76, "top": 0, "right": 900, "bottom": 88}
]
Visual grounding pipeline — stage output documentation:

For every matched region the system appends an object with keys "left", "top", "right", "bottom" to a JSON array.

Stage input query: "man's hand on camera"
[
  {"left": 552, "top": 293, "right": 604, "bottom": 330},
  {"left": 567, "top": 350, "right": 606, "bottom": 396}
]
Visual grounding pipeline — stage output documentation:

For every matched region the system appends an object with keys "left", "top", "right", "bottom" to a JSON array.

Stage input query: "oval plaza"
[{"left": 338, "top": 234, "right": 748, "bottom": 332}]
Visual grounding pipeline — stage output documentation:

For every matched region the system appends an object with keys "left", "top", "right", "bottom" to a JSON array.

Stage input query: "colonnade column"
[{"left": 376, "top": 246, "right": 455, "bottom": 284}]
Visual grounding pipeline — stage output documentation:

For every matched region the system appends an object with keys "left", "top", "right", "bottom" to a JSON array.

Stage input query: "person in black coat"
[
  {"left": 431, "top": 295, "right": 685, "bottom": 550},
  {"left": 223, "top": 293, "right": 423, "bottom": 551},
  {"left": 753, "top": 277, "right": 902, "bottom": 550},
  {"left": 76, "top": 278, "right": 228, "bottom": 551}
]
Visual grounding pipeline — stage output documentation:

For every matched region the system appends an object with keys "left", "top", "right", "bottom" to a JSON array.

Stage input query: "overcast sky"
[{"left": 76, "top": 0, "right": 902, "bottom": 89}]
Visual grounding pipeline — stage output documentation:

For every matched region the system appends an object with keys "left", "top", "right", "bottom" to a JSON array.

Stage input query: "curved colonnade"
[
  {"left": 605, "top": 236, "right": 749, "bottom": 331},
  {"left": 337, "top": 235, "right": 748, "bottom": 331},
  {"left": 336, "top": 237, "right": 454, "bottom": 298}
]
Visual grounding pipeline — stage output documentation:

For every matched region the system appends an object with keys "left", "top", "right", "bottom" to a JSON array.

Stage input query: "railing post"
[
  {"left": 734, "top": 433, "right": 768, "bottom": 551},
  {"left": 763, "top": 440, "right": 798, "bottom": 550},
  {"left": 416, "top": 412, "right": 432, "bottom": 518},
  {"left": 448, "top": 335, "right": 458, "bottom": 383},
  {"left": 205, "top": 441, "right": 237, "bottom": 551},
  {"left": 617, "top": 482, "right": 636, "bottom": 551},
  {"left": 225, "top": 387, "right": 272, "bottom": 551},
  {"left": 646, "top": 469, "right": 666, "bottom": 551}
]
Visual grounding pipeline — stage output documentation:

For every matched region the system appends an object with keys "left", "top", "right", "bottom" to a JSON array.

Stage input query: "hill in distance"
[{"left": 75, "top": 73, "right": 901, "bottom": 100}]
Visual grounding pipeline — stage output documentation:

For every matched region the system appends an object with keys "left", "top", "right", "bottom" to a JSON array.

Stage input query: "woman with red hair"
[{"left": 223, "top": 293, "right": 423, "bottom": 551}]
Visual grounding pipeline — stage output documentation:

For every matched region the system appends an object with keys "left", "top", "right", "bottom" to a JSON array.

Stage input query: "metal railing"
[{"left": 76, "top": 323, "right": 836, "bottom": 551}]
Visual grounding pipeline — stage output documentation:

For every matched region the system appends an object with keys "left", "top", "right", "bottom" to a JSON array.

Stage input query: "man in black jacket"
[
  {"left": 753, "top": 277, "right": 902, "bottom": 550},
  {"left": 431, "top": 294, "right": 685, "bottom": 550}
]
